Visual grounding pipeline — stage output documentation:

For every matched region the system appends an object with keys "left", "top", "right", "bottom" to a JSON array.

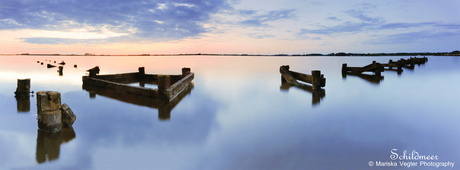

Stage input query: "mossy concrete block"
[
  {"left": 61, "top": 103, "right": 76, "bottom": 128},
  {"left": 36, "top": 91, "right": 61, "bottom": 112}
]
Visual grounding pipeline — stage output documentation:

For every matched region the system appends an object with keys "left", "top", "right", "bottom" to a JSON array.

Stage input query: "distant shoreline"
[{"left": 1, "top": 51, "right": 459, "bottom": 57}]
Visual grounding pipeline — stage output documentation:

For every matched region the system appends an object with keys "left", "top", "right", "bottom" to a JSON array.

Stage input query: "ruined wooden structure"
[
  {"left": 82, "top": 67, "right": 194, "bottom": 120},
  {"left": 279, "top": 65, "right": 326, "bottom": 105},
  {"left": 381, "top": 57, "right": 428, "bottom": 72},
  {"left": 280, "top": 65, "right": 325, "bottom": 90},
  {"left": 36, "top": 91, "right": 76, "bottom": 132},
  {"left": 342, "top": 61, "right": 384, "bottom": 76}
]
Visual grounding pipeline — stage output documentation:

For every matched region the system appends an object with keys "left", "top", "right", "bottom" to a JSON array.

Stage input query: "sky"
[{"left": 0, "top": 0, "right": 459, "bottom": 55}]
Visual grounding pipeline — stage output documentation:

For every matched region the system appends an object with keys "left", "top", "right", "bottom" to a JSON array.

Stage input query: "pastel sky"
[{"left": 0, "top": 0, "right": 459, "bottom": 55}]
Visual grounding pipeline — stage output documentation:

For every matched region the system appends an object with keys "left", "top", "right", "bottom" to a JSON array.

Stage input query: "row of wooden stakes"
[{"left": 279, "top": 56, "right": 428, "bottom": 89}]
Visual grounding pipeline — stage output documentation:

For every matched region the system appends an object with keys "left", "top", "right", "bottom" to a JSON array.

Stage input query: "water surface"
[{"left": 0, "top": 55, "right": 459, "bottom": 169}]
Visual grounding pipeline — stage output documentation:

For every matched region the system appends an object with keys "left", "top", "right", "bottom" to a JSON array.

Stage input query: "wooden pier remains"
[
  {"left": 342, "top": 61, "right": 384, "bottom": 76},
  {"left": 280, "top": 65, "right": 326, "bottom": 90},
  {"left": 82, "top": 67, "right": 194, "bottom": 119},
  {"left": 381, "top": 57, "right": 428, "bottom": 72}
]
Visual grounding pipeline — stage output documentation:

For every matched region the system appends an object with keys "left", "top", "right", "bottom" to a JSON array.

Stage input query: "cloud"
[
  {"left": 326, "top": 17, "right": 341, "bottom": 21},
  {"left": 368, "top": 30, "right": 460, "bottom": 44},
  {"left": 238, "top": 9, "right": 296, "bottom": 27},
  {"left": 344, "top": 9, "right": 382, "bottom": 23},
  {"left": 247, "top": 33, "right": 275, "bottom": 39},
  {"left": 0, "top": 0, "right": 229, "bottom": 44},
  {"left": 298, "top": 10, "right": 382, "bottom": 36}
]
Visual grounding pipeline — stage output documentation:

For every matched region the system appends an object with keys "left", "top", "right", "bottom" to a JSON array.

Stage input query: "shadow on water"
[
  {"left": 280, "top": 82, "right": 325, "bottom": 106},
  {"left": 82, "top": 83, "right": 194, "bottom": 120},
  {"left": 36, "top": 127, "right": 76, "bottom": 164},
  {"left": 342, "top": 72, "right": 384, "bottom": 85}
]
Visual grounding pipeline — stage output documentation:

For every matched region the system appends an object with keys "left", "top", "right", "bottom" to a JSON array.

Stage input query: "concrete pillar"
[{"left": 36, "top": 91, "right": 62, "bottom": 132}]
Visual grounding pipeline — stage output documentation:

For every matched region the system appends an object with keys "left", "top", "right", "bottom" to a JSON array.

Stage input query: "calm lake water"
[{"left": 1, "top": 55, "right": 459, "bottom": 169}]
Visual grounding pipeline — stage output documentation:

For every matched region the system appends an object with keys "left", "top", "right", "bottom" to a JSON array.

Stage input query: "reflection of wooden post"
[
  {"left": 15, "top": 79, "right": 31, "bottom": 96},
  {"left": 37, "top": 91, "right": 62, "bottom": 132},
  {"left": 158, "top": 75, "right": 170, "bottom": 101},
  {"left": 16, "top": 96, "right": 30, "bottom": 112},
  {"left": 158, "top": 105, "right": 171, "bottom": 121},
  {"left": 36, "top": 129, "right": 62, "bottom": 163}
]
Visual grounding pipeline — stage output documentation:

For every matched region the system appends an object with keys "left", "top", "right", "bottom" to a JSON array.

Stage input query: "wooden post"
[
  {"left": 138, "top": 67, "right": 145, "bottom": 75},
  {"left": 158, "top": 75, "right": 171, "bottom": 101},
  {"left": 58, "top": 66, "right": 63, "bottom": 76},
  {"left": 311, "top": 70, "right": 321, "bottom": 90},
  {"left": 375, "top": 63, "right": 382, "bottom": 77},
  {"left": 182, "top": 68, "right": 191, "bottom": 76},
  {"left": 15, "top": 78, "right": 31, "bottom": 96},
  {"left": 279, "top": 65, "right": 298, "bottom": 85},
  {"left": 341, "top": 63, "right": 348, "bottom": 76},
  {"left": 36, "top": 91, "right": 62, "bottom": 132}
]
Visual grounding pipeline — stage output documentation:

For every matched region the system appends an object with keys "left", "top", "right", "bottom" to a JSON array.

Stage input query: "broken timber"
[
  {"left": 381, "top": 57, "right": 428, "bottom": 72},
  {"left": 280, "top": 65, "right": 326, "bottom": 90},
  {"left": 82, "top": 67, "right": 194, "bottom": 103},
  {"left": 342, "top": 61, "right": 384, "bottom": 76}
]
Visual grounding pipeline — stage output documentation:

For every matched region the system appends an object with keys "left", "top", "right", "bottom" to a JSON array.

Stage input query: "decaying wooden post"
[
  {"left": 58, "top": 66, "right": 63, "bottom": 76},
  {"left": 138, "top": 67, "right": 145, "bottom": 75},
  {"left": 88, "top": 66, "right": 100, "bottom": 77},
  {"left": 37, "top": 91, "right": 62, "bottom": 132},
  {"left": 15, "top": 78, "right": 31, "bottom": 96},
  {"left": 182, "top": 68, "right": 191, "bottom": 76},
  {"left": 158, "top": 75, "right": 171, "bottom": 101},
  {"left": 311, "top": 70, "right": 322, "bottom": 90},
  {"left": 61, "top": 103, "right": 76, "bottom": 128}
]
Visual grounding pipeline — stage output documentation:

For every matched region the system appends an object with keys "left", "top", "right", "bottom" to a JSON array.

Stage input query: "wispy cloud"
[
  {"left": 247, "top": 33, "right": 275, "bottom": 39},
  {"left": 238, "top": 9, "right": 296, "bottom": 27},
  {"left": 298, "top": 10, "right": 381, "bottom": 35},
  {"left": 0, "top": 0, "right": 229, "bottom": 44}
]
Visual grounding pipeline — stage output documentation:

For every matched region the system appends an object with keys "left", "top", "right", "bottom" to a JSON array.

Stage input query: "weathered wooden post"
[
  {"left": 375, "top": 62, "right": 382, "bottom": 77},
  {"left": 58, "top": 66, "right": 63, "bottom": 76},
  {"left": 341, "top": 63, "right": 347, "bottom": 77},
  {"left": 36, "top": 91, "right": 62, "bottom": 132},
  {"left": 88, "top": 66, "right": 100, "bottom": 77},
  {"left": 311, "top": 70, "right": 322, "bottom": 90},
  {"left": 138, "top": 67, "right": 145, "bottom": 75},
  {"left": 15, "top": 78, "right": 32, "bottom": 112},
  {"left": 158, "top": 75, "right": 171, "bottom": 101},
  {"left": 182, "top": 68, "right": 191, "bottom": 76}
]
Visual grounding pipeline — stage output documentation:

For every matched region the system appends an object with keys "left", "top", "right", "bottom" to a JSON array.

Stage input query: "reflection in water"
[
  {"left": 280, "top": 82, "right": 326, "bottom": 105},
  {"left": 36, "top": 127, "right": 76, "bottom": 164},
  {"left": 342, "top": 72, "right": 384, "bottom": 84},
  {"left": 82, "top": 83, "right": 194, "bottom": 120},
  {"left": 15, "top": 96, "right": 30, "bottom": 113}
]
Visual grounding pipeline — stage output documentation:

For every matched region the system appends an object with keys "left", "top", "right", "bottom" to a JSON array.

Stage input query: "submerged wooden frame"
[{"left": 82, "top": 67, "right": 194, "bottom": 102}]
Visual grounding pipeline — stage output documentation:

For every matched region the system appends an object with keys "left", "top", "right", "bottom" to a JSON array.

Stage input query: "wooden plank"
[
  {"left": 166, "top": 72, "right": 194, "bottom": 101},
  {"left": 279, "top": 66, "right": 299, "bottom": 85},
  {"left": 82, "top": 76, "right": 159, "bottom": 98},
  {"left": 289, "top": 71, "right": 313, "bottom": 84}
]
